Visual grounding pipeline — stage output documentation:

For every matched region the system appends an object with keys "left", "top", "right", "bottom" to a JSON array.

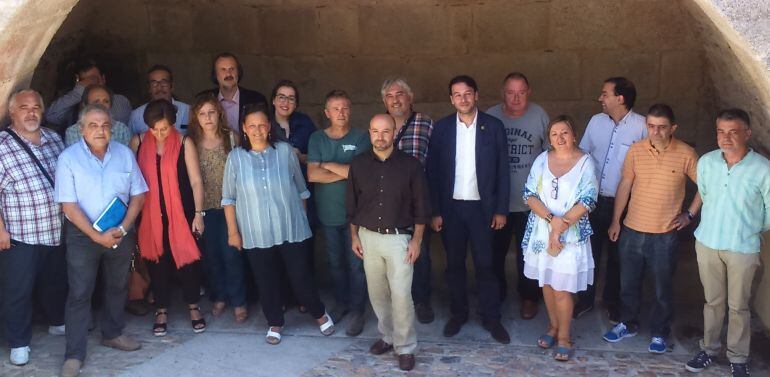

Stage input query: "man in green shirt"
[
  {"left": 307, "top": 89, "right": 371, "bottom": 336},
  {"left": 685, "top": 109, "right": 770, "bottom": 377}
]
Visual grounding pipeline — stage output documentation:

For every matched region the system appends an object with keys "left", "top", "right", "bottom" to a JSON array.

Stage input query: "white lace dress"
[{"left": 521, "top": 152, "right": 598, "bottom": 293}]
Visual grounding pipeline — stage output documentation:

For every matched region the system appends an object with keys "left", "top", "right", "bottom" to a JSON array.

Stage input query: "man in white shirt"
[
  {"left": 575, "top": 77, "right": 647, "bottom": 323},
  {"left": 128, "top": 65, "right": 190, "bottom": 134}
]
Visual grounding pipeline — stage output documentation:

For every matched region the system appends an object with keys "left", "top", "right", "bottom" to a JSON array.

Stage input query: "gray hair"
[
  {"left": 8, "top": 89, "right": 45, "bottom": 113},
  {"left": 78, "top": 103, "right": 113, "bottom": 129},
  {"left": 380, "top": 77, "right": 414, "bottom": 100}
]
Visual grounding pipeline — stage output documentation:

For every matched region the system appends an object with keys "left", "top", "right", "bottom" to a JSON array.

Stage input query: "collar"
[
  {"left": 79, "top": 137, "right": 112, "bottom": 163},
  {"left": 218, "top": 87, "right": 240, "bottom": 103},
  {"left": 645, "top": 137, "right": 676, "bottom": 154},
  {"left": 614, "top": 109, "right": 637, "bottom": 126},
  {"left": 456, "top": 110, "right": 478, "bottom": 129}
]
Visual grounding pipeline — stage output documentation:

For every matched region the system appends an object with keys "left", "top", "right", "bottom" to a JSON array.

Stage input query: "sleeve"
[
  {"left": 306, "top": 132, "right": 321, "bottom": 163},
  {"left": 576, "top": 157, "right": 599, "bottom": 212},
  {"left": 345, "top": 160, "right": 358, "bottom": 223},
  {"left": 411, "top": 161, "right": 431, "bottom": 225},
  {"left": 578, "top": 121, "right": 593, "bottom": 154},
  {"left": 177, "top": 102, "right": 190, "bottom": 128},
  {"left": 685, "top": 148, "right": 698, "bottom": 183},
  {"left": 540, "top": 107, "right": 551, "bottom": 150},
  {"left": 523, "top": 153, "right": 542, "bottom": 203},
  {"left": 127, "top": 108, "right": 144, "bottom": 135},
  {"left": 288, "top": 146, "right": 310, "bottom": 199},
  {"left": 416, "top": 118, "right": 433, "bottom": 166},
  {"left": 493, "top": 120, "right": 510, "bottom": 215},
  {"left": 221, "top": 151, "right": 238, "bottom": 206},
  {"left": 128, "top": 153, "right": 149, "bottom": 196},
  {"left": 45, "top": 86, "right": 84, "bottom": 128},
  {"left": 54, "top": 153, "right": 77, "bottom": 203}
]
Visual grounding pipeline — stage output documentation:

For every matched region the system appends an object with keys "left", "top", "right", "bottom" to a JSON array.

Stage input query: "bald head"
[{"left": 369, "top": 114, "right": 396, "bottom": 154}]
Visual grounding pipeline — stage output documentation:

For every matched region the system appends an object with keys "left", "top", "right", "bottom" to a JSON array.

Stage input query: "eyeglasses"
[
  {"left": 275, "top": 94, "right": 296, "bottom": 104},
  {"left": 551, "top": 177, "right": 559, "bottom": 200},
  {"left": 149, "top": 79, "right": 171, "bottom": 88}
]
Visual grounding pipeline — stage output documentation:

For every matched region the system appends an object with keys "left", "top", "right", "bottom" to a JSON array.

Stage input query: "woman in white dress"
[{"left": 521, "top": 115, "right": 598, "bottom": 361}]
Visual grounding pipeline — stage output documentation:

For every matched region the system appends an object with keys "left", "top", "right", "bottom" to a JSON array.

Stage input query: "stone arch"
[{"left": 1, "top": 0, "right": 769, "bottom": 325}]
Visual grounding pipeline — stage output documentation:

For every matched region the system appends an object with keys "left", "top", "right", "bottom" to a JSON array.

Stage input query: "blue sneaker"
[
  {"left": 602, "top": 322, "right": 637, "bottom": 342},
  {"left": 649, "top": 337, "right": 666, "bottom": 353}
]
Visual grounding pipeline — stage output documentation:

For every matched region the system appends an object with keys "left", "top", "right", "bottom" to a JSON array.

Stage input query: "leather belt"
[{"left": 366, "top": 227, "right": 413, "bottom": 235}]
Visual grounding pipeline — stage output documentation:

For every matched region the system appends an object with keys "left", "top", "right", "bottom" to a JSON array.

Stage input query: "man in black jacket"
[{"left": 197, "top": 52, "right": 267, "bottom": 131}]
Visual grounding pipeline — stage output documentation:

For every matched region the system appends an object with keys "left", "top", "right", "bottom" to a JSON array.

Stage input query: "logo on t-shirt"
[{"left": 342, "top": 144, "right": 357, "bottom": 152}]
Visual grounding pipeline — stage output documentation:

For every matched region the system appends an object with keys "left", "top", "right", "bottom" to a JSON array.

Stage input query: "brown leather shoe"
[
  {"left": 520, "top": 299, "right": 538, "bottom": 320},
  {"left": 398, "top": 354, "right": 415, "bottom": 371},
  {"left": 101, "top": 335, "right": 141, "bottom": 351},
  {"left": 369, "top": 339, "right": 393, "bottom": 355},
  {"left": 60, "top": 358, "right": 82, "bottom": 377}
]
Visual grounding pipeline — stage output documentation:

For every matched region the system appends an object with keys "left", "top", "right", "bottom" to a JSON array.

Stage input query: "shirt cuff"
[
  {"left": 221, "top": 198, "right": 236, "bottom": 206},
  {"left": 299, "top": 190, "right": 310, "bottom": 200}
]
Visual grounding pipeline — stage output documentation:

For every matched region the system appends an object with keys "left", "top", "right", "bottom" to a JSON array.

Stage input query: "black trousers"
[
  {"left": 245, "top": 240, "right": 325, "bottom": 327},
  {"left": 576, "top": 196, "right": 621, "bottom": 308},
  {"left": 64, "top": 222, "right": 132, "bottom": 361},
  {"left": 2, "top": 240, "right": 66, "bottom": 348},
  {"left": 146, "top": 251, "right": 201, "bottom": 308},
  {"left": 441, "top": 200, "right": 501, "bottom": 323},
  {"left": 492, "top": 211, "right": 542, "bottom": 302}
]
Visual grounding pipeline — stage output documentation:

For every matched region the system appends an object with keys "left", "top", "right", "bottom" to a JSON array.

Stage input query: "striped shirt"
[
  {"left": 395, "top": 111, "right": 433, "bottom": 166},
  {"left": 695, "top": 149, "right": 770, "bottom": 253},
  {"left": 622, "top": 138, "right": 698, "bottom": 233},
  {"left": 0, "top": 128, "right": 64, "bottom": 246},
  {"left": 221, "top": 142, "right": 311, "bottom": 249}
]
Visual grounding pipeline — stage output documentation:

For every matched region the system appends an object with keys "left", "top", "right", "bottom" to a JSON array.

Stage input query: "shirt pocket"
[{"left": 107, "top": 172, "right": 131, "bottom": 198}]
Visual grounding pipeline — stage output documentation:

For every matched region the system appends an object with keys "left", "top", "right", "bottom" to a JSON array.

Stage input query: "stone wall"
[
  {"left": 29, "top": 0, "right": 717, "bottom": 152},
  {"left": 0, "top": 0, "right": 78, "bottom": 120}
]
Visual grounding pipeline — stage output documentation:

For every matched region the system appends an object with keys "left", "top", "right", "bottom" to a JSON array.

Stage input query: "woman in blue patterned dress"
[{"left": 521, "top": 115, "right": 598, "bottom": 361}]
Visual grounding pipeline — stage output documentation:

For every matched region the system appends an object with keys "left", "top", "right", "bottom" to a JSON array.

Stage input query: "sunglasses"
[{"left": 551, "top": 177, "right": 559, "bottom": 200}]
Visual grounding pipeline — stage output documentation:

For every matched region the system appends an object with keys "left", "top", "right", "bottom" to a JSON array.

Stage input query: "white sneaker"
[
  {"left": 10, "top": 346, "right": 30, "bottom": 366},
  {"left": 48, "top": 325, "right": 66, "bottom": 336}
]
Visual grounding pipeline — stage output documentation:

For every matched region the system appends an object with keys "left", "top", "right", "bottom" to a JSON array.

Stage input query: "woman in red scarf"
[{"left": 131, "top": 99, "right": 206, "bottom": 336}]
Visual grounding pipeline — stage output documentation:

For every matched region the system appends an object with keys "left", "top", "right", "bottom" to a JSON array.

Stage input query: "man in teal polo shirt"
[
  {"left": 308, "top": 89, "right": 371, "bottom": 336},
  {"left": 685, "top": 108, "right": 770, "bottom": 377}
]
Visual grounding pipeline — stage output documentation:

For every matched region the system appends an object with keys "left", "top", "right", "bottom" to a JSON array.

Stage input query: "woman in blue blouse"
[
  {"left": 521, "top": 115, "right": 598, "bottom": 361},
  {"left": 270, "top": 80, "right": 318, "bottom": 313},
  {"left": 222, "top": 104, "right": 334, "bottom": 344}
]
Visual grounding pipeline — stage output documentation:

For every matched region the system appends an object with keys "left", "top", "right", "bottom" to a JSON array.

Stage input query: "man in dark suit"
[
  {"left": 426, "top": 75, "right": 511, "bottom": 344},
  {"left": 197, "top": 52, "right": 267, "bottom": 131}
]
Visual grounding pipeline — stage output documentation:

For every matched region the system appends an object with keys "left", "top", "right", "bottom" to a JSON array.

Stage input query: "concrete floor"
[{"left": 1, "top": 238, "right": 768, "bottom": 376}]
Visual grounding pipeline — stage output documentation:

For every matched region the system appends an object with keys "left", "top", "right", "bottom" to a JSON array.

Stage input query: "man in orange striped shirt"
[{"left": 601, "top": 104, "right": 702, "bottom": 354}]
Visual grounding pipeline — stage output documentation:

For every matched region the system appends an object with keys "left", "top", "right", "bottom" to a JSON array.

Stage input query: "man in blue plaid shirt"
[
  {"left": 0, "top": 90, "right": 66, "bottom": 366},
  {"left": 380, "top": 77, "right": 435, "bottom": 323}
]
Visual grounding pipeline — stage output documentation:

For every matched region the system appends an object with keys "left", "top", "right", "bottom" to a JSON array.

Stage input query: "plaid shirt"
[
  {"left": 0, "top": 127, "right": 64, "bottom": 246},
  {"left": 395, "top": 111, "right": 433, "bottom": 166}
]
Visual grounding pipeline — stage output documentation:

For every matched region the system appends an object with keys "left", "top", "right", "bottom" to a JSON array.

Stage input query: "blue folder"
[{"left": 92, "top": 197, "right": 128, "bottom": 232}]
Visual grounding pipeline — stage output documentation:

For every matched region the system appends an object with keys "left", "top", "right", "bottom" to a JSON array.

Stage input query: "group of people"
[{"left": 0, "top": 52, "right": 767, "bottom": 376}]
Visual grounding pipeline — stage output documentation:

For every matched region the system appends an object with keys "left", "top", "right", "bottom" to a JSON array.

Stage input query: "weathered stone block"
[
  {"left": 620, "top": 0, "right": 700, "bottom": 50},
  {"left": 580, "top": 51, "right": 660, "bottom": 101},
  {"left": 191, "top": 3, "right": 263, "bottom": 55},
  {"left": 661, "top": 51, "right": 705, "bottom": 99},
  {"left": 359, "top": 5, "right": 451, "bottom": 56},
  {"left": 259, "top": 7, "right": 319, "bottom": 56},
  {"left": 472, "top": 1, "right": 550, "bottom": 52},
  {"left": 318, "top": 6, "right": 360, "bottom": 55},
  {"left": 549, "top": 0, "right": 623, "bottom": 50},
  {"left": 146, "top": 3, "right": 195, "bottom": 51}
]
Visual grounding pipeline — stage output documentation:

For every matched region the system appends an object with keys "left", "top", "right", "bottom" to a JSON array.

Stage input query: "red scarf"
[{"left": 137, "top": 129, "right": 200, "bottom": 268}]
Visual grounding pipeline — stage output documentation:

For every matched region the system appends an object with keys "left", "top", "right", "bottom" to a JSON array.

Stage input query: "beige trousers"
[
  {"left": 359, "top": 228, "right": 417, "bottom": 355},
  {"left": 695, "top": 241, "right": 761, "bottom": 363}
]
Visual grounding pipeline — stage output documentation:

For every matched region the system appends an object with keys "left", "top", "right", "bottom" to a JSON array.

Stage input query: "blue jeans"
[
  {"left": 322, "top": 224, "right": 367, "bottom": 313},
  {"left": 618, "top": 226, "right": 678, "bottom": 337},
  {"left": 201, "top": 208, "right": 246, "bottom": 307}
]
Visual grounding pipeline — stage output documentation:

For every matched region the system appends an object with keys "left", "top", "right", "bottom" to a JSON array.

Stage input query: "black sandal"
[
  {"left": 153, "top": 310, "right": 168, "bottom": 337},
  {"left": 189, "top": 306, "right": 206, "bottom": 333}
]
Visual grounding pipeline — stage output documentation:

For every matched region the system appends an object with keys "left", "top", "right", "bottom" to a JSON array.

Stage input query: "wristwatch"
[
  {"left": 195, "top": 210, "right": 206, "bottom": 217},
  {"left": 686, "top": 211, "right": 695, "bottom": 220},
  {"left": 118, "top": 225, "right": 128, "bottom": 237},
  {"left": 544, "top": 213, "right": 553, "bottom": 223}
]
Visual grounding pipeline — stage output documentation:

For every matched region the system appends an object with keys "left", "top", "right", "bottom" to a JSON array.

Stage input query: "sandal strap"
[
  {"left": 319, "top": 316, "right": 335, "bottom": 333},
  {"left": 266, "top": 329, "right": 282, "bottom": 340},
  {"left": 188, "top": 306, "right": 201, "bottom": 312},
  {"left": 154, "top": 310, "right": 167, "bottom": 317}
]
